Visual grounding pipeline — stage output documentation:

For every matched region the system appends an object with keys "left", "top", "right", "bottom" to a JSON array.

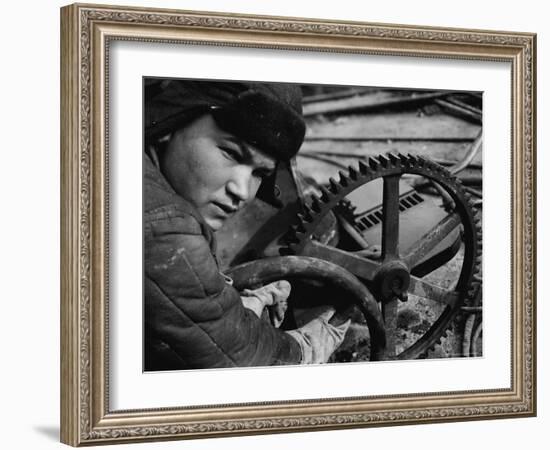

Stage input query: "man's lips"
[{"left": 212, "top": 202, "right": 238, "bottom": 215}]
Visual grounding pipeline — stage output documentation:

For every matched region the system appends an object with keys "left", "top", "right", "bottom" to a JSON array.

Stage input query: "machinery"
[{"left": 219, "top": 91, "right": 483, "bottom": 362}]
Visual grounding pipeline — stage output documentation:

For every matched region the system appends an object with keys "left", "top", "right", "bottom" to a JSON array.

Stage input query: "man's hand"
[
  {"left": 240, "top": 280, "right": 291, "bottom": 327},
  {"left": 286, "top": 307, "right": 350, "bottom": 364}
]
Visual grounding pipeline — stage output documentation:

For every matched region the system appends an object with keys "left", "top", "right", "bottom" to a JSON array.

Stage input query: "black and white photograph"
[
  {"left": 55, "top": 2, "right": 538, "bottom": 447},
  {"left": 143, "top": 78, "right": 483, "bottom": 371}
]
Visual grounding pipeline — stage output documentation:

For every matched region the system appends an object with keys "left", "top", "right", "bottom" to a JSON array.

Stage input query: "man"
[{"left": 144, "top": 79, "right": 349, "bottom": 370}]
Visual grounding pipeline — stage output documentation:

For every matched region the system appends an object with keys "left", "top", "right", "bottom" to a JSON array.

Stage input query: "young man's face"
[{"left": 160, "top": 114, "right": 277, "bottom": 231}]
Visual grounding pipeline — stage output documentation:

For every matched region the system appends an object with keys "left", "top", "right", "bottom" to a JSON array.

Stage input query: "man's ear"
[{"left": 145, "top": 133, "right": 172, "bottom": 168}]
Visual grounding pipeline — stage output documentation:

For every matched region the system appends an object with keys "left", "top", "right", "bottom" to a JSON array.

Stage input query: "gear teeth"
[
  {"left": 329, "top": 177, "right": 340, "bottom": 193},
  {"left": 388, "top": 153, "right": 399, "bottom": 165},
  {"left": 338, "top": 171, "right": 349, "bottom": 187},
  {"left": 368, "top": 157, "right": 379, "bottom": 170},
  {"left": 379, "top": 154, "right": 390, "bottom": 167},
  {"left": 302, "top": 204, "right": 314, "bottom": 220},
  {"left": 404, "top": 153, "right": 416, "bottom": 164},
  {"left": 311, "top": 196, "right": 322, "bottom": 213},
  {"left": 319, "top": 185, "right": 331, "bottom": 202},
  {"left": 358, "top": 160, "right": 369, "bottom": 174},
  {"left": 311, "top": 192, "right": 322, "bottom": 202},
  {"left": 291, "top": 222, "right": 307, "bottom": 234},
  {"left": 283, "top": 228, "right": 300, "bottom": 245},
  {"left": 343, "top": 198, "right": 357, "bottom": 211},
  {"left": 297, "top": 212, "right": 312, "bottom": 224},
  {"left": 334, "top": 198, "right": 358, "bottom": 223},
  {"left": 348, "top": 166, "right": 358, "bottom": 180}
]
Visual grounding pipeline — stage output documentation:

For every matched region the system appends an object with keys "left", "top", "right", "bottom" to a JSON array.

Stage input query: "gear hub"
[{"left": 374, "top": 260, "right": 410, "bottom": 302}]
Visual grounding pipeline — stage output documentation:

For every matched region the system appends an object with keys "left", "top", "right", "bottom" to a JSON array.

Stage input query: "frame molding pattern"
[
  {"left": 61, "top": 3, "right": 536, "bottom": 446},
  {"left": 87, "top": 403, "right": 530, "bottom": 441},
  {"left": 78, "top": 8, "right": 93, "bottom": 441},
  {"left": 85, "top": 8, "right": 534, "bottom": 46}
]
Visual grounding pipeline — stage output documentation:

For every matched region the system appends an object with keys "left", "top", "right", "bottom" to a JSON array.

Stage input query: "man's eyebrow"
[
  {"left": 225, "top": 137, "right": 251, "bottom": 158},
  {"left": 225, "top": 137, "right": 276, "bottom": 171}
]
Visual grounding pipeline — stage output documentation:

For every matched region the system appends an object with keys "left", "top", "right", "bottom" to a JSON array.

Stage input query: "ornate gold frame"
[{"left": 60, "top": 3, "right": 536, "bottom": 446}]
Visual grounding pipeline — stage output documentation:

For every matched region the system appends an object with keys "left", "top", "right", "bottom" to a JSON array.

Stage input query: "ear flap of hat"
[{"left": 255, "top": 167, "right": 283, "bottom": 208}]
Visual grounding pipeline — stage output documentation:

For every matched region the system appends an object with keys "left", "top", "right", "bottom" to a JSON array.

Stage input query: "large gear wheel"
[{"left": 284, "top": 153, "right": 482, "bottom": 360}]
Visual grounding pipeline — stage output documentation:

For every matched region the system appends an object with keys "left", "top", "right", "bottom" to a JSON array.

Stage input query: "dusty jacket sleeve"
[{"left": 144, "top": 209, "right": 302, "bottom": 369}]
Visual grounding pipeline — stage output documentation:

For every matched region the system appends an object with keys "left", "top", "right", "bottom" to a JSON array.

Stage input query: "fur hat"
[{"left": 145, "top": 79, "right": 306, "bottom": 161}]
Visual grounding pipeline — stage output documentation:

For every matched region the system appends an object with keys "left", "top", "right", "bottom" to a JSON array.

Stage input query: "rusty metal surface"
[
  {"left": 284, "top": 153, "right": 481, "bottom": 360},
  {"left": 216, "top": 87, "right": 483, "bottom": 361},
  {"left": 226, "top": 255, "right": 387, "bottom": 360}
]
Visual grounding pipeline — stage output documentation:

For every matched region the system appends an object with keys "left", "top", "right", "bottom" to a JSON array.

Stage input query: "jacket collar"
[{"left": 143, "top": 149, "right": 218, "bottom": 253}]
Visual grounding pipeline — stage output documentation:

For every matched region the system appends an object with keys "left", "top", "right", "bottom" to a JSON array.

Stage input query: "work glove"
[
  {"left": 240, "top": 280, "right": 290, "bottom": 327},
  {"left": 286, "top": 307, "right": 350, "bottom": 364}
]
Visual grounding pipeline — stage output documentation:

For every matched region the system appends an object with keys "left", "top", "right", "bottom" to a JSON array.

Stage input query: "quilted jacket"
[{"left": 143, "top": 153, "right": 302, "bottom": 370}]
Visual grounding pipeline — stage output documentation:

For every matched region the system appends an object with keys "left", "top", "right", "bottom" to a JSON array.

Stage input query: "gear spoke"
[
  {"left": 382, "top": 297, "right": 399, "bottom": 359},
  {"left": 408, "top": 276, "right": 459, "bottom": 306},
  {"left": 403, "top": 213, "right": 462, "bottom": 269},
  {"left": 382, "top": 175, "right": 401, "bottom": 260},
  {"left": 299, "top": 240, "right": 380, "bottom": 281}
]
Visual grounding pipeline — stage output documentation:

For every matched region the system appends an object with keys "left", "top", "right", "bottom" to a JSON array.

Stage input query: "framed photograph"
[{"left": 60, "top": 3, "right": 536, "bottom": 446}]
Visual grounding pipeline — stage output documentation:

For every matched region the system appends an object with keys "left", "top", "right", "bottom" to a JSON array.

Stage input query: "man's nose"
[{"left": 226, "top": 167, "right": 258, "bottom": 204}]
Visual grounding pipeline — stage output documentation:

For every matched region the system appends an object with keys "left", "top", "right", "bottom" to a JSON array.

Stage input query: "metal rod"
[
  {"left": 461, "top": 306, "right": 483, "bottom": 313},
  {"left": 408, "top": 277, "right": 458, "bottom": 306},
  {"left": 337, "top": 215, "right": 370, "bottom": 250},
  {"left": 462, "top": 313, "right": 476, "bottom": 357},
  {"left": 382, "top": 298, "right": 398, "bottom": 360},
  {"left": 464, "top": 186, "right": 482, "bottom": 198},
  {"left": 297, "top": 152, "right": 349, "bottom": 169},
  {"left": 435, "top": 99, "right": 482, "bottom": 124},
  {"left": 302, "top": 87, "right": 374, "bottom": 104},
  {"left": 300, "top": 240, "right": 380, "bottom": 282},
  {"left": 304, "top": 91, "right": 463, "bottom": 117},
  {"left": 450, "top": 131, "right": 483, "bottom": 174},
  {"left": 446, "top": 96, "right": 482, "bottom": 115},
  {"left": 471, "top": 322, "right": 483, "bottom": 357},
  {"left": 303, "top": 136, "right": 476, "bottom": 142},
  {"left": 403, "top": 213, "right": 461, "bottom": 269},
  {"left": 382, "top": 175, "right": 401, "bottom": 259}
]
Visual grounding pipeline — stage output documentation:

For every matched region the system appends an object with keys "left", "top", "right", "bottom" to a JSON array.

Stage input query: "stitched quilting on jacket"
[{"left": 143, "top": 153, "right": 302, "bottom": 370}]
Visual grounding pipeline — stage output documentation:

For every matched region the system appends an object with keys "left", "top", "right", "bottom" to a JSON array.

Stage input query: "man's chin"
[{"left": 205, "top": 216, "right": 225, "bottom": 232}]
